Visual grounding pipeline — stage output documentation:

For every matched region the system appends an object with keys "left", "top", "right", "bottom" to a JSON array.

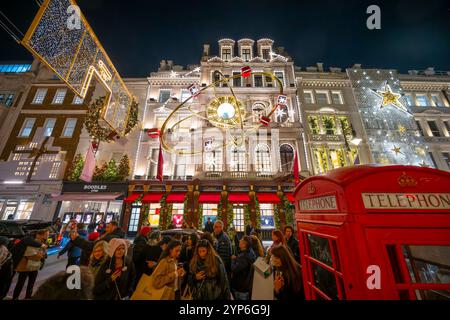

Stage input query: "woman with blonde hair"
[
  {"left": 188, "top": 239, "right": 230, "bottom": 300},
  {"left": 250, "top": 234, "right": 264, "bottom": 258},
  {"left": 88, "top": 240, "right": 109, "bottom": 277}
]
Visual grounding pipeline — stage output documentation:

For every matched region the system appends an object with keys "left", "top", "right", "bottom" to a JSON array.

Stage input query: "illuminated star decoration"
[
  {"left": 169, "top": 70, "right": 179, "bottom": 78},
  {"left": 275, "top": 107, "right": 287, "bottom": 121},
  {"left": 391, "top": 146, "right": 404, "bottom": 156},
  {"left": 397, "top": 125, "right": 407, "bottom": 135},
  {"left": 371, "top": 84, "right": 409, "bottom": 114}
]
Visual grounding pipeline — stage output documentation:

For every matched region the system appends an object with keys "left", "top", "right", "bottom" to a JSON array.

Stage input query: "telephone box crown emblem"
[
  {"left": 307, "top": 183, "right": 316, "bottom": 194},
  {"left": 397, "top": 172, "right": 417, "bottom": 187}
]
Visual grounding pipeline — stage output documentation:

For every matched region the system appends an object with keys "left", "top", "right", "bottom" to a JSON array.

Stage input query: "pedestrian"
[
  {"left": 266, "top": 229, "right": 286, "bottom": 263},
  {"left": 152, "top": 240, "right": 185, "bottom": 300},
  {"left": 58, "top": 223, "right": 87, "bottom": 268},
  {"left": 213, "top": 220, "right": 232, "bottom": 276},
  {"left": 32, "top": 266, "right": 94, "bottom": 300},
  {"left": 200, "top": 232, "right": 214, "bottom": 247},
  {"left": 88, "top": 240, "right": 109, "bottom": 277},
  {"left": 204, "top": 217, "right": 214, "bottom": 233},
  {"left": 93, "top": 238, "right": 136, "bottom": 300},
  {"left": 0, "top": 236, "right": 13, "bottom": 300},
  {"left": 140, "top": 233, "right": 170, "bottom": 278},
  {"left": 70, "top": 220, "right": 124, "bottom": 262},
  {"left": 50, "top": 218, "right": 62, "bottom": 234},
  {"left": 12, "top": 229, "right": 49, "bottom": 300},
  {"left": 250, "top": 234, "right": 265, "bottom": 258},
  {"left": 245, "top": 222, "right": 254, "bottom": 236},
  {"left": 271, "top": 245, "right": 305, "bottom": 301},
  {"left": 231, "top": 236, "right": 256, "bottom": 300},
  {"left": 284, "top": 226, "right": 300, "bottom": 262},
  {"left": 179, "top": 234, "right": 197, "bottom": 268},
  {"left": 188, "top": 239, "right": 230, "bottom": 300},
  {"left": 132, "top": 226, "right": 152, "bottom": 273}
]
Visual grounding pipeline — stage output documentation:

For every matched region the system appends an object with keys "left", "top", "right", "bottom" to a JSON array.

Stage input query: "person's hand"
[
  {"left": 69, "top": 231, "right": 79, "bottom": 241},
  {"left": 146, "top": 261, "right": 157, "bottom": 268},
  {"left": 37, "top": 252, "right": 45, "bottom": 259},
  {"left": 195, "top": 271, "right": 206, "bottom": 280},
  {"left": 177, "top": 267, "right": 185, "bottom": 277},
  {"left": 41, "top": 244, "right": 48, "bottom": 249},
  {"left": 274, "top": 275, "right": 284, "bottom": 294},
  {"left": 231, "top": 255, "right": 237, "bottom": 260},
  {"left": 111, "top": 270, "right": 121, "bottom": 282}
]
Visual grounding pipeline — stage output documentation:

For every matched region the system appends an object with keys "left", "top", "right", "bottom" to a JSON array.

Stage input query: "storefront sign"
[
  {"left": 299, "top": 195, "right": 337, "bottom": 211},
  {"left": 62, "top": 182, "right": 127, "bottom": 193},
  {"left": 362, "top": 193, "right": 450, "bottom": 210}
]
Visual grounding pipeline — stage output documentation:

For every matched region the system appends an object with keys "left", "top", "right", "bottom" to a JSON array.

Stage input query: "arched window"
[
  {"left": 280, "top": 144, "right": 294, "bottom": 173},
  {"left": 229, "top": 146, "right": 247, "bottom": 172},
  {"left": 252, "top": 102, "right": 266, "bottom": 122},
  {"left": 275, "top": 104, "right": 289, "bottom": 123},
  {"left": 204, "top": 149, "right": 222, "bottom": 172},
  {"left": 212, "top": 71, "right": 221, "bottom": 84},
  {"left": 255, "top": 144, "right": 271, "bottom": 173}
]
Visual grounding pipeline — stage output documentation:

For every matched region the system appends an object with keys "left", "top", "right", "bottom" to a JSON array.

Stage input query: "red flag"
[
  {"left": 80, "top": 144, "right": 96, "bottom": 182},
  {"left": 293, "top": 151, "right": 300, "bottom": 186},
  {"left": 156, "top": 142, "right": 164, "bottom": 182}
]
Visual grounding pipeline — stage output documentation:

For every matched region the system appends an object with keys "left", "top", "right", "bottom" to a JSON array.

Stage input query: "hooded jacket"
[{"left": 231, "top": 248, "right": 257, "bottom": 293}]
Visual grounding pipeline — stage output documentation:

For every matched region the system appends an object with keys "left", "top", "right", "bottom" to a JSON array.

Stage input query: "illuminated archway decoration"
[{"left": 21, "top": 0, "right": 137, "bottom": 137}]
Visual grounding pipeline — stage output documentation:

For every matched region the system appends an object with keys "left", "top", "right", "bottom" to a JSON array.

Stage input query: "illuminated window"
[
  {"left": 5, "top": 94, "right": 14, "bottom": 107},
  {"left": 404, "top": 94, "right": 414, "bottom": 107},
  {"left": 72, "top": 95, "right": 84, "bottom": 104},
  {"left": 43, "top": 118, "right": 56, "bottom": 137},
  {"left": 329, "top": 149, "right": 346, "bottom": 169},
  {"left": 331, "top": 91, "right": 343, "bottom": 104},
  {"left": 172, "top": 203, "right": 184, "bottom": 228},
  {"left": 431, "top": 94, "right": 444, "bottom": 107},
  {"left": 255, "top": 144, "right": 271, "bottom": 173},
  {"left": 148, "top": 203, "right": 161, "bottom": 227},
  {"left": 15, "top": 201, "right": 35, "bottom": 220},
  {"left": 232, "top": 204, "right": 244, "bottom": 232},
  {"left": 229, "top": 146, "right": 247, "bottom": 172},
  {"left": 32, "top": 88, "right": 47, "bottom": 104},
  {"left": 52, "top": 88, "right": 67, "bottom": 104},
  {"left": 308, "top": 116, "right": 320, "bottom": 134},
  {"left": 280, "top": 144, "right": 294, "bottom": 173},
  {"left": 322, "top": 116, "right": 336, "bottom": 135},
  {"left": 62, "top": 118, "right": 77, "bottom": 137},
  {"left": 128, "top": 206, "right": 141, "bottom": 232},
  {"left": 416, "top": 94, "right": 430, "bottom": 107},
  {"left": 260, "top": 203, "right": 274, "bottom": 229},
  {"left": 202, "top": 203, "right": 218, "bottom": 224},
  {"left": 19, "top": 118, "right": 35, "bottom": 137}
]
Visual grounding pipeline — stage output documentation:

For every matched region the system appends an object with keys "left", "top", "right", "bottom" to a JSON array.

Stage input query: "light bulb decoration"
[{"left": 159, "top": 69, "right": 285, "bottom": 155}]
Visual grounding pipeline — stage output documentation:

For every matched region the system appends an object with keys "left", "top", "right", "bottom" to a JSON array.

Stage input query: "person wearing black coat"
[
  {"left": 141, "top": 235, "right": 170, "bottom": 277},
  {"left": 93, "top": 238, "right": 136, "bottom": 300},
  {"left": 0, "top": 236, "right": 13, "bottom": 300},
  {"left": 231, "top": 236, "right": 256, "bottom": 300},
  {"left": 284, "top": 226, "right": 300, "bottom": 263},
  {"left": 132, "top": 227, "right": 152, "bottom": 283},
  {"left": 213, "top": 221, "right": 232, "bottom": 275}
]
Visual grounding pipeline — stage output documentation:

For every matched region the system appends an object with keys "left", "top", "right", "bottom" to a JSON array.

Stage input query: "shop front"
[
  {"left": 294, "top": 165, "right": 450, "bottom": 300},
  {"left": 51, "top": 182, "right": 128, "bottom": 228}
]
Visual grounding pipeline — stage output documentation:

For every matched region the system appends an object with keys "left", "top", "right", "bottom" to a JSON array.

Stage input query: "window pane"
[
  {"left": 311, "top": 263, "right": 338, "bottom": 299},
  {"left": 307, "top": 233, "right": 333, "bottom": 267},
  {"left": 280, "top": 144, "right": 294, "bottom": 172},
  {"left": 72, "top": 95, "right": 84, "bottom": 104},
  {"left": 262, "top": 48, "right": 270, "bottom": 60},
  {"left": 44, "top": 118, "right": 56, "bottom": 136},
  {"left": 233, "top": 205, "right": 244, "bottom": 232},
  {"left": 63, "top": 118, "right": 77, "bottom": 137},
  {"left": 304, "top": 92, "right": 314, "bottom": 104},
  {"left": 32, "top": 88, "right": 47, "bottom": 104},
  {"left": 427, "top": 121, "right": 441, "bottom": 137},
  {"left": 254, "top": 75, "right": 263, "bottom": 87},
  {"left": 416, "top": 95, "right": 429, "bottom": 107},
  {"left": 260, "top": 203, "right": 274, "bottom": 229},
  {"left": 331, "top": 92, "right": 343, "bottom": 104},
  {"left": 5, "top": 94, "right": 14, "bottom": 107},
  {"left": 52, "top": 89, "right": 67, "bottom": 104},
  {"left": 431, "top": 95, "right": 444, "bottom": 107},
  {"left": 158, "top": 90, "right": 171, "bottom": 103},
  {"left": 20, "top": 118, "right": 35, "bottom": 137},
  {"left": 232, "top": 72, "right": 241, "bottom": 87},
  {"left": 316, "top": 92, "right": 329, "bottom": 104}
]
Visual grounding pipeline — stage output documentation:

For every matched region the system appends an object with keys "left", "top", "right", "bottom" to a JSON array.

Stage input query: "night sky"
[{"left": 0, "top": 0, "right": 449, "bottom": 77}]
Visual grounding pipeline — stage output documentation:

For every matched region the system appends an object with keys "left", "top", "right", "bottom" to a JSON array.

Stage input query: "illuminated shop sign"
[
  {"left": 362, "top": 193, "right": 450, "bottom": 210},
  {"left": 299, "top": 195, "right": 337, "bottom": 211}
]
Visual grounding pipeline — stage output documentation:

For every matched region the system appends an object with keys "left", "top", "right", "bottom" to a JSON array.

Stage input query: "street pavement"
[{"left": 6, "top": 254, "right": 68, "bottom": 300}]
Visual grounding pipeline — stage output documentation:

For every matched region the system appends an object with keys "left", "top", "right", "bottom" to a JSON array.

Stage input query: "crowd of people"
[{"left": 0, "top": 217, "right": 304, "bottom": 301}]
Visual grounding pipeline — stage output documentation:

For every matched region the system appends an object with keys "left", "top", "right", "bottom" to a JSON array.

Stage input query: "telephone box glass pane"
[
  {"left": 307, "top": 233, "right": 333, "bottom": 267},
  {"left": 312, "top": 263, "right": 338, "bottom": 299},
  {"left": 402, "top": 245, "right": 450, "bottom": 284}
]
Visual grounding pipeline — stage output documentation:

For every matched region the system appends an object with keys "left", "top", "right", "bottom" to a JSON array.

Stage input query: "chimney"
[
  {"left": 159, "top": 60, "right": 167, "bottom": 71},
  {"left": 167, "top": 60, "right": 174, "bottom": 69},
  {"left": 316, "top": 63, "right": 324, "bottom": 72},
  {"left": 203, "top": 44, "right": 210, "bottom": 56}
]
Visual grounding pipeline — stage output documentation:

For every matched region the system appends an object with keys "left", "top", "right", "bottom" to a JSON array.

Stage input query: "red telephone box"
[{"left": 294, "top": 165, "right": 450, "bottom": 300}]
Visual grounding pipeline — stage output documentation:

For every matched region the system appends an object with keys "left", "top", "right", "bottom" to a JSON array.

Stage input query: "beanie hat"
[
  {"left": 139, "top": 226, "right": 152, "bottom": 237},
  {"left": 108, "top": 238, "right": 129, "bottom": 258},
  {"left": 88, "top": 232, "right": 100, "bottom": 241}
]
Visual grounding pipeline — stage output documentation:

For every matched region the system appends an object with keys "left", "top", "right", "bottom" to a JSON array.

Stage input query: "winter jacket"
[
  {"left": 141, "top": 244, "right": 162, "bottom": 276},
  {"left": 204, "top": 221, "right": 214, "bottom": 233},
  {"left": 151, "top": 256, "right": 180, "bottom": 300},
  {"left": 188, "top": 256, "right": 230, "bottom": 300},
  {"left": 93, "top": 256, "right": 136, "bottom": 300},
  {"left": 231, "top": 248, "right": 256, "bottom": 293},
  {"left": 179, "top": 245, "right": 195, "bottom": 268},
  {"left": 214, "top": 232, "right": 232, "bottom": 273},
  {"left": 132, "top": 235, "right": 148, "bottom": 276},
  {"left": 58, "top": 230, "right": 87, "bottom": 259},
  {"left": 287, "top": 236, "right": 300, "bottom": 262},
  {"left": 0, "top": 247, "right": 13, "bottom": 299},
  {"left": 11, "top": 236, "right": 43, "bottom": 270},
  {"left": 88, "top": 256, "right": 108, "bottom": 278},
  {"left": 73, "top": 227, "right": 125, "bottom": 264}
]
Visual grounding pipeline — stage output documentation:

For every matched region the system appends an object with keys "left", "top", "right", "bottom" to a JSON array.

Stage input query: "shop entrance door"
[{"left": 366, "top": 228, "right": 450, "bottom": 300}]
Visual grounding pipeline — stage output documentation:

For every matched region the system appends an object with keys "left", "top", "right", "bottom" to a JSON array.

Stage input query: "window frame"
[
  {"left": 52, "top": 88, "right": 67, "bottom": 104},
  {"left": 61, "top": 118, "right": 77, "bottom": 137},
  {"left": 315, "top": 90, "right": 331, "bottom": 105},
  {"left": 158, "top": 89, "right": 171, "bottom": 103},
  {"left": 241, "top": 46, "right": 252, "bottom": 61},
  {"left": 31, "top": 88, "right": 47, "bottom": 104},
  {"left": 19, "top": 118, "right": 36, "bottom": 137},
  {"left": 43, "top": 118, "right": 56, "bottom": 137},
  {"left": 331, "top": 91, "right": 344, "bottom": 105}
]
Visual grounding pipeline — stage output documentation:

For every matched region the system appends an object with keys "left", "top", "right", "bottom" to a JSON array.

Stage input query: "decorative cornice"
[{"left": 298, "top": 79, "right": 351, "bottom": 88}]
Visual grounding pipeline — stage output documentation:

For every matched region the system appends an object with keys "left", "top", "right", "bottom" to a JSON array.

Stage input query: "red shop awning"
[
  {"left": 228, "top": 193, "right": 251, "bottom": 203},
  {"left": 257, "top": 193, "right": 281, "bottom": 204},
  {"left": 166, "top": 193, "right": 186, "bottom": 203},
  {"left": 285, "top": 193, "right": 295, "bottom": 203},
  {"left": 198, "top": 193, "right": 221, "bottom": 203},
  {"left": 124, "top": 193, "right": 141, "bottom": 203},
  {"left": 142, "top": 193, "right": 164, "bottom": 203},
  {"left": 50, "top": 192, "right": 123, "bottom": 201}
]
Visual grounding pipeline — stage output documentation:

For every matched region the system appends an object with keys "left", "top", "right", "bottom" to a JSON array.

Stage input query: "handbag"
[
  {"left": 130, "top": 273, "right": 172, "bottom": 300},
  {"left": 181, "top": 284, "right": 193, "bottom": 300}
]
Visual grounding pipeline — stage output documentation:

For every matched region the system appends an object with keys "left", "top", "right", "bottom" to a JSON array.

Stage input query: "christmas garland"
[
  {"left": 141, "top": 203, "right": 150, "bottom": 226},
  {"left": 218, "top": 197, "right": 233, "bottom": 231},
  {"left": 183, "top": 194, "right": 189, "bottom": 226},
  {"left": 254, "top": 196, "right": 261, "bottom": 230},
  {"left": 225, "top": 203, "right": 233, "bottom": 232},
  {"left": 133, "top": 194, "right": 144, "bottom": 204},
  {"left": 85, "top": 96, "right": 139, "bottom": 142},
  {"left": 159, "top": 194, "right": 173, "bottom": 230},
  {"left": 281, "top": 194, "right": 294, "bottom": 227},
  {"left": 244, "top": 204, "right": 251, "bottom": 227},
  {"left": 274, "top": 203, "right": 282, "bottom": 229},
  {"left": 197, "top": 204, "right": 203, "bottom": 229}
]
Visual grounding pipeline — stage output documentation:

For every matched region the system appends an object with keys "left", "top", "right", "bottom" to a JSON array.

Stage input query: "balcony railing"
[
  {"left": 310, "top": 134, "right": 345, "bottom": 142},
  {"left": 424, "top": 136, "right": 450, "bottom": 143}
]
